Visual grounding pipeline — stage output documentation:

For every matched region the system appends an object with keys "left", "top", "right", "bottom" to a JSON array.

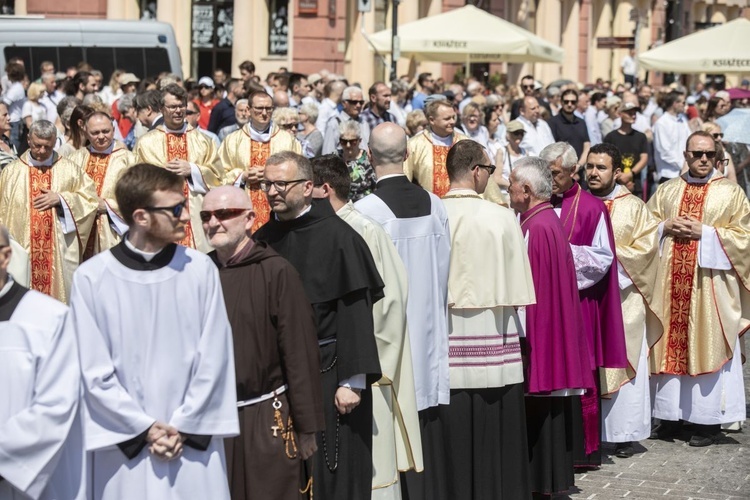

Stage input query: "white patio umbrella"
[
  {"left": 638, "top": 18, "right": 750, "bottom": 74},
  {"left": 368, "top": 5, "right": 563, "bottom": 65}
]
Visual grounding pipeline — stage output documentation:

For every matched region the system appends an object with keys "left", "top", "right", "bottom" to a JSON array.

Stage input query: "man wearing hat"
[
  {"left": 603, "top": 101, "right": 648, "bottom": 198},
  {"left": 194, "top": 77, "right": 220, "bottom": 130},
  {"left": 306, "top": 73, "right": 324, "bottom": 105},
  {"left": 112, "top": 73, "right": 141, "bottom": 139}
]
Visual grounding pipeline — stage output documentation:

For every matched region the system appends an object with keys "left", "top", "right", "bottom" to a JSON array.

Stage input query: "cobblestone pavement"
[{"left": 563, "top": 366, "right": 750, "bottom": 500}]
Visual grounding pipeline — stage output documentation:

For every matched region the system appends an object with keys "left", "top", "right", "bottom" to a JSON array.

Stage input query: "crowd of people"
[{"left": 0, "top": 56, "right": 748, "bottom": 500}]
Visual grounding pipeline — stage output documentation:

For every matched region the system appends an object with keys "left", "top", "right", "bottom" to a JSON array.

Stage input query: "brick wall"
[{"left": 27, "top": 0, "right": 107, "bottom": 18}]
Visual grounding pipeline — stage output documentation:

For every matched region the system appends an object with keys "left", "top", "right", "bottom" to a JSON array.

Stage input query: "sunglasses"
[
  {"left": 474, "top": 164, "right": 496, "bottom": 175},
  {"left": 199, "top": 85, "right": 212, "bottom": 90},
  {"left": 522, "top": 84, "right": 535, "bottom": 90},
  {"left": 199, "top": 208, "right": 249, "bottom": 223},
  {"left": 688, "top": 150, "right": 717, "bottom": 159},
  {"left": 279, "top": 123, "right": 299, "bottom": 130},
  {"left": 145, "top": 201, "right": 186, "bottom": 218},
  {"left": 712, "top": 132, "right": 724, "bottom": 139},
  {"left": 185, "top": 110, "right": 198, "bottom": 116},
  {"left": 562, "top": 99, "right": 577, "bottom": 105},
  {"left": 252, "top": 106, "right": 275, "bottom": 113},
  {"left": 345, "top": 99, "right": 365, "bottom": 105},
  {"left": 340, "top": 138, "right": 359, "bottom": 146}
]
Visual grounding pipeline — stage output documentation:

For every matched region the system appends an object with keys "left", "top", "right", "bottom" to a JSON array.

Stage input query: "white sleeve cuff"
[
  {"left": 105, "top": 202, "right": 129, "bottom": 236},
  {"left": 339, "top": 374, "right": 366, "bottom": 390},
  {"left": 57, "top": 196, "right": 77, "bottom": 234},
  {"left": 188, "top": 163, "right": 208, "bottom": 194},
  {"left": 698, "top": 225, "right": 732, "bottom": 270}
]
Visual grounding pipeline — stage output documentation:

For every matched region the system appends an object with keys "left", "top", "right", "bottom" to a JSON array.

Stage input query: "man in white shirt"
[
  {"left": 621, "top": 48, "right": 637, "bottom": 86},
  {"left": 518, "top": 96, "right": 555, "bottom": 156},
  {"left": 653, "top": 91, "right": 690, "bottom": 184},
  {"left": 315, "top": 80, "right": 345, "bottom": 137}
]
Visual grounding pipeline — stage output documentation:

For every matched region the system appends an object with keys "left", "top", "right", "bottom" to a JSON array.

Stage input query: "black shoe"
[
  {"left": 688, "top": 433, "right": 716, "bottom": 447},
  {"left": 615, "top": 442, "right": 634, "bottom": 458},
  {"left": 649, "top": 421, "right": 681, "bottom": 440}
]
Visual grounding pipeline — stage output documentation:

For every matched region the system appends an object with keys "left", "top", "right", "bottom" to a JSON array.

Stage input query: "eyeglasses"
[
  {"left": 522, "top": 84, "right": 535, "bottom": 90},
  {"left": 340, "top": 138, "right": 359, "bottom": 146},
  {"left": 474, "top": 164, "right": 496, "bottom": 175},
  {"left": 712, "top": 132, "right": 724, "bottom": 139},
  {"left": 279, "top": 122, "right": 299, "bottom": 130},
  {"left": 345, "top": 99, "right": 365, "bottom": 106},
  {"left": 185, "top": 110, "right": 198, "bottom": 116},
  {"left": 259, "top": 179, "right": 308, "bottom": 193},
  {"left": 252, "top": 106, "right": 275, "bottom": 113},
  {"left": 199, "top": 208, "right": 250, "bottom": 223},
  {"left": 688, "top": 150, "right": 717, "bottom": 159},
  {"left": 199, "top": 85, "right": 212, "bottom": 90},
  {"left": 562, "top": 99, "right": 577, "bottom": 105},
  {"left": 163, "top": 104, "right": 187, "bottom": 112},
  {"left": 144, "top": 201, "right": 186, "bottom": 218}
]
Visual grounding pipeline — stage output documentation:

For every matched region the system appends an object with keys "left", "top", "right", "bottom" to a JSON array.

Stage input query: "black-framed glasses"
[
  {"left": 562, "top": 99, "right": 577, "bottom": 105},
  {"left": 474, "top": 164, "right": 496, "bottom": 175},
  {"left": 688, "top": 150, "right": 717, "bottom": 159},
  {"left": 163, "top": 104, "right": 187, "bottom": 112},
  {"left": 712, "top": 132, "right": 724, "bottom": 139},
  {"left": 252, "top": 106, "right": 275, "bottom": 113},
  {"left": 522, "top": 84, "right": 535, "bottom": 89},
  {"left": 345, "top": 99, "right": 365, "bottom": 105},
  {"left": 259, "top": 179, "right": 308, "bottom": 193},
  {"left": 340, "top": 138, "right": 359, "bottom": 146},
  {"left": 199, "top": 208, "right": 250, "bottom": 223},
  {"left": 718, "top": 158, "right": 729, "bottom": 167},
  {"left": 185, "top": 110, "right": 198, "bottom": 116},
  {"left": 145, "top": 201, "right": 186, "bottom": 218}
]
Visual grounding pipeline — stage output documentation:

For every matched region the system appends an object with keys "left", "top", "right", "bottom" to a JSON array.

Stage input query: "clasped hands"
[
  {"left": 242, "top": 166, "right": 264, "bottom": 184},
  {"left": 165, "top": 159, "right": 192, "bottom": 177},
  {"left": 664, "top": 216, "right": 702, "bottom": 240},
  {"left": 147, "top": 421, "right": 184, "bottom": 461}
]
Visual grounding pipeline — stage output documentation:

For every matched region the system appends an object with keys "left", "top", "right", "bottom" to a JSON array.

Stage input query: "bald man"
[
  {"left": 356, "top": 122, "right": 452, "bottom": 500},
  {"left": 0, "top": 222, "right": 85, "bottom": 499},
  {"left": 202, "top": 186, "right": 324, "bottom": 500},
  {"left": 517, "top": 96, "right": 555, "bottom": 156}
]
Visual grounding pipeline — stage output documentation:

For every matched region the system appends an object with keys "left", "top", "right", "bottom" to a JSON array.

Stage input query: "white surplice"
[
  {"left": 356, "top": 193, "right": 451, "bottom": 412},
  {"left": 69, "top": 245, "right": 239, "bottom": 500},
  {"left": 552, "top": 208, "right": 614, "bottom": 290},
  {"left": 0, "top": 282, "right": 85, "bottom": 500}
]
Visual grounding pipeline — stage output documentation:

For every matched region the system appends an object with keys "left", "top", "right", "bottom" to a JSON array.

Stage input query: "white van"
[{"left": 0, "top": 18, "right": 182, "bottom": 81}]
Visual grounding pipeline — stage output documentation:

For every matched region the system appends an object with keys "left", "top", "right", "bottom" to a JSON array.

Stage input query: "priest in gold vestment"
[
  {"left": 219, "top": 90, "right": 301, "bottom": 233},
  {"left": 134, "top": 83, "right": 223, "bottom": 253},
  {"left": 0, "top": 120, "right": 97, "bottom": 302},
  {"left": 311, "top": 154, "right": 423, "bottom": 499},
  {"left": 68, "top": 112, "right": 136, "bottom": 258},
  {"left": 404, "top": 99, "right": 505, "bottom": 205},
  {"left": 585, "top": 143, "right": 662, "bottom": 458},
  {"left": 647, "top": 131, "right": 749, "bottom": 447}
]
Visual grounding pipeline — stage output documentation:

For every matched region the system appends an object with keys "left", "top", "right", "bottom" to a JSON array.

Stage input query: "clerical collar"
[
  {"left": 598, "top": 184, "right": 621, "bottom": 200},
  {"left": 27, "top": 152, "right": 56, "bottom": 167},
  {"left": 111, "top": 237, "right": 177, "bottom": 271},
  {"left": 274, "top": 203, "right": 312, "bottom": 221},
  {"left": 0, "top": 275, "right": 14, "bottom": 299},
  {"left": 246, "top": 122, "right": 273, "bottom": 142},
  {"left": 684, "top": 169, "right": 715, "bottom": 185},
  {"left": 377, "top": 173, "right": 407, "bottom": 183},
  {"left": 89, "top": 142, "right": 115, "bottom": 155},
  {"left": 430, "top": 130, "right": 453, "bottom": 147},
  {"left": 124, "top": 236, "right": 162, "bottom": 262},
  {"left": 164, "top": 123, "right": 188, "bottom": 134},
  {"left": 561, "top": 182, "right": 580, "bottom": 199}
]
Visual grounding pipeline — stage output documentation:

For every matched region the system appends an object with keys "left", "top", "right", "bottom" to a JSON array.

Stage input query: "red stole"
[
  {"left": 432, "top": 144, "right": 451, "bottom": 197},
  {"left": 82, "top": 152, "right": 110, "bottom": 260},
  {"left": 29, "top": 166, "right": 54, "bottom": 296},
  {"left": 665, "top": 182, "right": 709, "bottom": 375},
  {"left": 249, "top": 139, "right": 271, "bottom": 233},
  {"left": 166, "top": 133, "right": 195, "bottom": 248}
]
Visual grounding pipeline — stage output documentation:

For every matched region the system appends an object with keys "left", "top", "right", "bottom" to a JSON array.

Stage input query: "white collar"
[
  {"left": 686, "top": 169, "right": 715, "bottom": 184},
  {"left": 27, "top": 152, "right": 54, "bottom": 167},
  {"left": 164, "top": 123, "right": 188, "bottom": 134},
  {"left": 89, "top": 142, "right": 115, "bottom": 155},
  {"left": 246, "top": 122, "right": 273, "bottom": 142},
  {"left": 377, "top": 173, "right": 406, "bottom": 182},
  {"left": 124, "top": 236, "right": 162, "bottom": 262},
  {"left": 598, "top": 184, "right": 621, "bottom": 200},
  {"left": 430, "top": 130, "right": 453, "bottom": 146},
  {"left": 0, "top": 275, "right": 14, "bottom": 299}
]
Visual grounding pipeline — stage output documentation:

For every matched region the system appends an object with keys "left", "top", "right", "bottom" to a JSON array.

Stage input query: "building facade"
[{"left": 10, "top": 0, "right": 750, "bottom": 86}]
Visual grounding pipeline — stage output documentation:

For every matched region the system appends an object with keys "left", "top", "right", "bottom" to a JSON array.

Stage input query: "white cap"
[{"left": 198, "top": 76, "right": 214, "bottom": 88}]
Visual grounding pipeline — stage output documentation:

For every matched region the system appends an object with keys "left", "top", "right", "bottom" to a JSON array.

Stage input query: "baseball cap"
[
  {"left": 308, "top": 73, "right": 322, "bottom": 85},
  {"left": 506, "top": 120, "right": 525, "bottom": 133},
  {"left": 198, "top": 76, "right": 215, "bottom": 88},
  {"left": 118, "top": 73, "right": 140, "bottom": 86},
  {"left": 605, "top": 96, "right": 622, "bottom": 108},
  {"left": 618, "top": 101, "right": 640, "bottom": 112}
]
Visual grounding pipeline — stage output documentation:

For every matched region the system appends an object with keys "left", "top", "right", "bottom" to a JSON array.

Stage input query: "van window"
[{"left": 4, "top": 46, "right": 171, "bottom": 81}]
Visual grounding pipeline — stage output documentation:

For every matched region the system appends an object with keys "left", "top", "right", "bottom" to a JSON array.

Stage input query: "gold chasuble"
[
  {"left": 134, "top": 126, "right": 223, "bottom": 253},
  {"left": 647, "top": 175, "right": 750, "bottom": 377},
  {"left": 68, "top": 144, "right": 136, "bottom": 258},
  {"left": 0, "top": 151, "right": 97, "bottom": 302},
  {"left": 600, "top": 187, "right": 663, "bottom": 396},
  {"left": 218, "top": 124, "right": 301, "bottom": 233},
  {"left": 404, "top": 129, "right": 467, "bottom": 198}
]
